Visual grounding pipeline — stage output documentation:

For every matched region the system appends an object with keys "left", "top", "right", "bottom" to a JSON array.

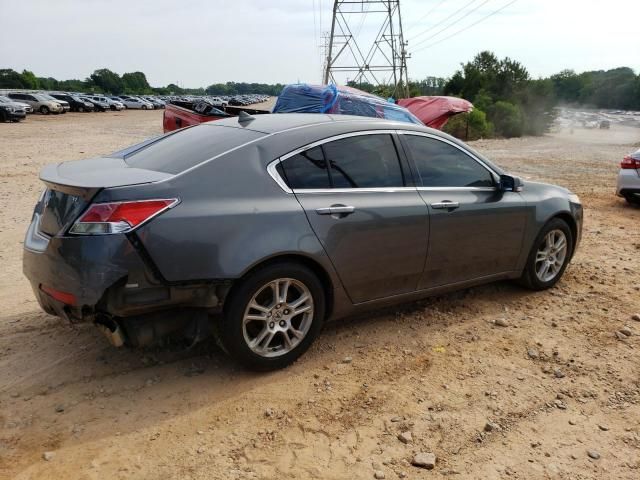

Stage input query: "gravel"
[
  {"left": 412, "top": 452, "right": 436, "bottom": 470},
  {"left": 587, "top": 450, "right": 601, "bottom": 460}
]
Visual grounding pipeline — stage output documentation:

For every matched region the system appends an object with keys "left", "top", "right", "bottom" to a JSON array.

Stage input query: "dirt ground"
[{"left": 0, "top": 111, "right": 639, "bottom": 480}]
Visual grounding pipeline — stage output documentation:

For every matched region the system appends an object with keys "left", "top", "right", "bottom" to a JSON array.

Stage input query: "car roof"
[
  {"left": 208, "top": 113, "right": 505, "bottom": 175},
  {"left": 205, "top": 112, "right": 438, "bottom": 136}
]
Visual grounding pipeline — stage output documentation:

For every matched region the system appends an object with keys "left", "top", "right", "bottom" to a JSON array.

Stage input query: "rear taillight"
[
  {"left": 621, "top": 155, "right": 640, "bottom": 169},
  {"left": 40, "top": 285, "right": 77, "bottom": 305},
  {"left": 70, "top": 198, "right": 178, "bottom": 235}
]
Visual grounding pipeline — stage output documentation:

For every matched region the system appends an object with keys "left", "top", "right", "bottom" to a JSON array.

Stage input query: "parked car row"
[
  {"left": 0, "top": 91, "right": 171, "bottom": 122},
  {"left": 1, "top": 91, "right": 269, "bottom": 123}
]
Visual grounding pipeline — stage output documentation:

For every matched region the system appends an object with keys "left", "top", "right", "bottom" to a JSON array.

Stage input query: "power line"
[
  {"left": 411, "top": 0, "right": 519, "bottom": 54},
  {"left": 411, "top": 0, "right": 490, "bottom": 50},
  {"left": 405, "top": 0, "right": 448, "bottom": 34},
  {"left": 408, "top": 0, "right": 477, "bottom": 42}
]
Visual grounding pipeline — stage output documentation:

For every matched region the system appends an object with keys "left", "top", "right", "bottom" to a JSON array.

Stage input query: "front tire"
[
  {"left": 519, "top": 218, "right": 573, "bottom": 290},
  {"left": 219, "top": 262, "right": 325, "bottom": 371},
  {"left": 40, "top": 105, "right": 50, "bottom": 115}
]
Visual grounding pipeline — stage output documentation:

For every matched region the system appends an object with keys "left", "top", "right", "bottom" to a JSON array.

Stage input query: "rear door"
[
  {"left": 275, "top": 131, "right": 429, "bottom": 303},
  {"left": 399, "top": 132, "right": 527, "bottom": 288}
]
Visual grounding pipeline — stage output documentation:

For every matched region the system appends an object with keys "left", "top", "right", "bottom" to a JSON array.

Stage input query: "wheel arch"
[
  {"left": 223, "top": 253, "right": 335, "bottom": 320},
  {"left": 547, "top": 211, "right": 577, "bottom": 257}
]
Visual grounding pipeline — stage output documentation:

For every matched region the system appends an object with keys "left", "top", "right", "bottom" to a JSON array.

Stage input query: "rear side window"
[
  {"left": 404, "top": 135, "right": 494, "bottom": 188},
  {"left": 277, "top": 146, "right": 330, "bottom": 189},
  {"left": 322, "top": 134, "right": 404, "bottom": 188},
  {"left": 124, "top": 125, "right": 264, "bottom": 174}
]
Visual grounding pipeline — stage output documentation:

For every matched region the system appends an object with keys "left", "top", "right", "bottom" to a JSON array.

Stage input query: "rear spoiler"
[{"left": 40, "top": 158, "right": 172, "bottom": 200}]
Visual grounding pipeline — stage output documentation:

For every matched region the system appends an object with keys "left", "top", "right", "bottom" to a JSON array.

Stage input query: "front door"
[
  {"left": 275, "top": 132, "right": 430, "bottom": 303},
  {"left": 399, "top": 132, "right": 528, "bottom": 289}
]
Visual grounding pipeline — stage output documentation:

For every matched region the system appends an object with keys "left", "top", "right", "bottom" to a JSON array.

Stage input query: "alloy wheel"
[
  {"left": 534, "top": 229, "right": 567, "bottom": 282},
  {"left": 242, "top": 278, "right": 314, "bottom": 358}
]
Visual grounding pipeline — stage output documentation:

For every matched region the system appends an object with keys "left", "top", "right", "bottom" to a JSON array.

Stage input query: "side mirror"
[{"left": 499, "top": 174, "right": 523, "bottom": 192}]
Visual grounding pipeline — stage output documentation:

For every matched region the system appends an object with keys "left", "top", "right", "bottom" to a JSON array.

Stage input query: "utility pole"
[{"left": 322, "top": 0, "right": 410, "bottom": 98}]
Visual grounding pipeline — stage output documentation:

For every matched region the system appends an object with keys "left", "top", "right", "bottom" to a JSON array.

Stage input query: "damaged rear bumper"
[{"left": 23, "top": 214, "right": 225, "bottom": 326}]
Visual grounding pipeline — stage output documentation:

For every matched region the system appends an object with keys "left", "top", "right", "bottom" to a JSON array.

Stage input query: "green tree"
[
  {"left": 490, "top": 101, "right": 523, "bottom": 138},
  {"left": 89, "top": 68, "right": 123, "bottom": 94},
  {"left": 443, "top": 109, "right": 493, "bottom": 140},
  {"left": 122, "top": 71, "right": 151, "bottom": 93},
  {"left": 0, "top": 69, "right": 28, "bottom": 88},
  {"left": 20, "top": 69, "right": 40, "bottom": 89}
]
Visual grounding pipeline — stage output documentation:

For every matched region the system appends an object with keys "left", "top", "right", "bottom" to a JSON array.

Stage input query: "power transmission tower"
[{"left": 323, "top": 0, "right": 410, "bottom": 98}]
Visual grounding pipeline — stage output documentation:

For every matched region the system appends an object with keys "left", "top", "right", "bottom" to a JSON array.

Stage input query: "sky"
[{"left": 1, "top": 0, "right": 638, "bottom": 88}]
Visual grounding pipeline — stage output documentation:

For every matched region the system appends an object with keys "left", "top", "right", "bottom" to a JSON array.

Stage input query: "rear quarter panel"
[{"left": 114, "top": 142, "right": 338, "bottom": 286}]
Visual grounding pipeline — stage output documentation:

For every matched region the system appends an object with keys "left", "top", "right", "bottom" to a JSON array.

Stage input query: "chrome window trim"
[
  {"left": 294, "top": 187, "right": 418, "bottom": 194},
  {"left": 397, "top": 130, "right": 500, "bottom": 182},
  {"left": 267, "top": 129, "right": 405, "bottom": 194},
  {"left": 266, "top": 161, "right": 293, "bottom": 194},
  {"left": 416, "top": 186, "right": 497, "bottom": 192}
]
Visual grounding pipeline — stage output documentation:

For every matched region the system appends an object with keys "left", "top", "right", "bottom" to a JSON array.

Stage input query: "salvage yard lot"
[{"left": 0, "top": 111, "right": 639, "bottom": 479}]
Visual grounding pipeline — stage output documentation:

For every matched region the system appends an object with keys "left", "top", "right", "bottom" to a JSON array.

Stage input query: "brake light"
[
  {"left": 40, "top": 285, "right": 77, "bottom": 305},
  {"left": 621, "top": 155, "right": 640, "bottom": 169},
  {"left": 70, "top": 199, "right": 178, "bottom": 235}
]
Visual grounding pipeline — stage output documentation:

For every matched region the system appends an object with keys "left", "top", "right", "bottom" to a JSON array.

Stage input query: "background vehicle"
[
  {"left": 81, "top": 95, "right": 109, "bottom": 112},
  {"left": 8, "top": 93, "right": 63, "bottom": 114},
  {"left": 0, "top": 95, "right": 33, "bottom": 113},
  {"left": 162, "top": 98, "right": 273, "bottom": 132},
  {"left": 143, "top": 96, "right": 165, "bottom": 109},
  {"left": 0, "top": 101, "right": 27, "bottom": 122},
  {"left": 40, "top": 94, "right": 70, "bottom": 113},
  {"left": 617, "top": 149, "right": 640, "bottom": 205},
  {"left": 99, "top": 97, "right": 125, "bottom": 111},
  {"left": 23, "top": 114, "right": 582, "bottom": 371},
  {"left": 117, "top": 96, "right": 153, "bottom": 109},
  {"left": 50, "top": 93, "right": 94, "bottom": 112}
]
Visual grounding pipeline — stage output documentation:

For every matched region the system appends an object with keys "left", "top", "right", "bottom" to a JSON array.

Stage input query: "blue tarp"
[{"left": 272, "top": 84, "right": 423, "bottom": 125}]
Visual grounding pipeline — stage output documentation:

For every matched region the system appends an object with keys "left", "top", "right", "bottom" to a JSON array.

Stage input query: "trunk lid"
[{"left": 38, "top": 157, "right": 172, "bottom": 236}]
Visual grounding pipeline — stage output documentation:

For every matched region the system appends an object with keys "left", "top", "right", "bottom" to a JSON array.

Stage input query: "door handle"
[
  {"left": 316, "top": 205, "right": 356, "bottom": 216},
  {"left": 431, "top": 201, "right": 460, "bottom": 210}
]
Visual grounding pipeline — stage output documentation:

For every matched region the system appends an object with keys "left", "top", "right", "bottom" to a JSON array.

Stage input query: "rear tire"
[
  {"left": 519, "top": 218, "right": 573, "bottom": 290},
  {"left": 0, "top": 109, "right": 7, "bottom": 122},
  {"left": 218, "top": 262, "right": 325, "bottom": 371},
  {"left": 624, "top": 194, "right": 640, "bottom": 206}
]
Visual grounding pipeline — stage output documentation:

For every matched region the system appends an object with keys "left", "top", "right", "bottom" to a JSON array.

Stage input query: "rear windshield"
[{"left": 124, "top": 125, "right": 265, "bottom": 174}]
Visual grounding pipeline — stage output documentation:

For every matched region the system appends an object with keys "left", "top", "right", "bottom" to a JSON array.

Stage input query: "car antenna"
[{"left": 237, "top": 111, "right": 255, "bottom": 125}]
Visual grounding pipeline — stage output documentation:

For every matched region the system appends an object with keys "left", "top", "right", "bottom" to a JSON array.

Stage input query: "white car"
[
  {"left": 88, "top": 95, "right": 124, "bottom": 111},
  {"left": 617, "top": 149, "right": 640, "bottom": 205},
  {"left": 118, "top": 96, "right": 153, "bottom": 110}
]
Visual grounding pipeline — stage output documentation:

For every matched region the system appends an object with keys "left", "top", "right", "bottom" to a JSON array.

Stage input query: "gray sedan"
[{"left": 23, "top": 114, "right": 582, "bottom": 370}]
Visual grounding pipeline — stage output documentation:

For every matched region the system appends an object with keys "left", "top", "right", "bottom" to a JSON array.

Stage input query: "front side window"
[
  {"left": 404, "top": 135, "right": 494, "bottom": 188},
  {"left": 322, "top": 134, "right": 404, "bottom": 188}
]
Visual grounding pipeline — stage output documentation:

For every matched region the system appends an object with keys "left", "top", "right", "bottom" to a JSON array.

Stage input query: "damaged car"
[{"left": 24, "top": 113, "right": 582, "bottom": 370}]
